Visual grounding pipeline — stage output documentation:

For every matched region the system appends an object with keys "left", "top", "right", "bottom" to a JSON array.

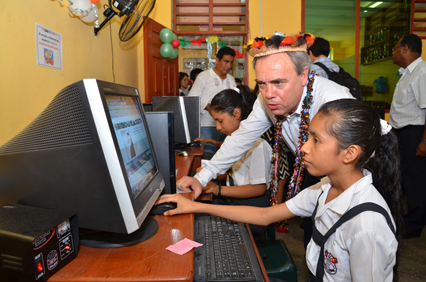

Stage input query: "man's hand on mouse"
[
  {"left": 155, "top": 194, "right": 197, "bottom": 216},
  {"left": 177, "top": 176, "right": 203, "bottom": 198}
]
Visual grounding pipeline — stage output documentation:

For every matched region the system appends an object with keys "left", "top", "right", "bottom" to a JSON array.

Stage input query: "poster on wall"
[{"left": 36, "top": 23, "right": 63, "bottom": 70}]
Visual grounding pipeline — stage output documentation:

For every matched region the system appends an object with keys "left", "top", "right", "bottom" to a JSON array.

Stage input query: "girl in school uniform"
[
  {"left": 158, "top": 99, "right": 403, "bottom": 282},
  {"left": 197, "top": 85, "right": 273, "bottom": 235}
]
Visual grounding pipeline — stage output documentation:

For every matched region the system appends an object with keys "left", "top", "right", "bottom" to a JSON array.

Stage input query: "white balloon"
[
  {"left": 80, "top": 5, "right": 99, "bottom": 23},
  {"left": 69, "top": 0, "right": 92, "bottom": 18}
]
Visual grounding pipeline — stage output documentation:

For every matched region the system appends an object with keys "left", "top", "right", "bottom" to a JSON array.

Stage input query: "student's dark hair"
[
  {"left": 190, "top": 68, "right": 203, "bottom": 81},
  {"left": 178, "top": 72, "right": 188, "bottom": 88},
  {"left": 401, "top": 34, "right": 422, "bottom": 55},
  {"left": 216, "top": 46, "right": 236, "bottom": 61},
  {"left": 307, "top": 37, "right": 330, "bottom": 57},
  {"left": 318, "top": 99, "right": 403, "bottom": 282},
  {"left": 210, "top": 85, "right": 256, "bottom": 121}
]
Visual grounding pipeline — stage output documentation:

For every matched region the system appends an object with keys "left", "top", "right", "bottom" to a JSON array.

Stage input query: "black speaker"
[{"left": 0, "top": 204, "right": 79, "bottom": 281}]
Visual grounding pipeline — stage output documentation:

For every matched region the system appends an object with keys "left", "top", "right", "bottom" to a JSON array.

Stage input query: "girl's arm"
[
  {"left": 202, "top": 182, "right": 267, "bottom": 198},
  {"left": 194, "top": 137, "right": 223, "bottom": 148},
  {"left": 155, "top": 193, "right": 297, "bottom": 226}
]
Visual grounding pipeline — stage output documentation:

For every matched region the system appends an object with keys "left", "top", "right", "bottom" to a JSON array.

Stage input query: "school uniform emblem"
[{"left": 323, "top": 250, "right": 338, "bottom": 275}]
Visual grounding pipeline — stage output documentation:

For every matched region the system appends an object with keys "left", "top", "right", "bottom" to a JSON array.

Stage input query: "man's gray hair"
[{"left": 253, "top": 51, "right": 311, "bottom": 75}]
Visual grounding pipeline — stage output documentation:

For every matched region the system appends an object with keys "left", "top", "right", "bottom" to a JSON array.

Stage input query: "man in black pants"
[{"left": 389, "top": 34, "right": 426, "bottom": 239}]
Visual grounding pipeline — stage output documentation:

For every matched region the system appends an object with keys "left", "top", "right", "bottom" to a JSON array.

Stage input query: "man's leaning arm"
[{"left": 194, "top": 97, "right": 273, "bottom": 187}]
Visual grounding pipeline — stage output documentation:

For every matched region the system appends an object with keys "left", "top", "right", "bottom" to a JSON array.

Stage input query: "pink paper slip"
[{"left": 166, "top": 238, "right": 203, "bottom": 255}]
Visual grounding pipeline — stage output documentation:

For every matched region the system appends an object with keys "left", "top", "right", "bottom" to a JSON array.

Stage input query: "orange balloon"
[{"left": 90, "top": 0, "right": 100, "bottom": 3}]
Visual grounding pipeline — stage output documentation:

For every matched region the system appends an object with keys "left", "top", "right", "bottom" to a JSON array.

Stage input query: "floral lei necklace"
[{"left": 270, "top": 71, "right": 315, "bottom": 205}]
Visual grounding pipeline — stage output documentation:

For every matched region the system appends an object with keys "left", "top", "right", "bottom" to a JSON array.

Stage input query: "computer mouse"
[
  {"left": 177, "top": 151, "right": 190, "bottom": 157},
  {"left": 149, "top": 202, "right": 177, "bottom": 215},
  {"left": 190, "top": 141, "right": 201, "bottom": 147}
]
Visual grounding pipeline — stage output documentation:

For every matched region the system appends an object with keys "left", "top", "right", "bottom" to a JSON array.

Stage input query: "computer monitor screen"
[
  {"left": 152, "top": 96, "right": 200, "bottom": 146},
  {"left": 0, "top": 79, "right": 165, "bottom": 248},
  {"left": 106, "top": 95, "right": 157, "bottom": 198}
]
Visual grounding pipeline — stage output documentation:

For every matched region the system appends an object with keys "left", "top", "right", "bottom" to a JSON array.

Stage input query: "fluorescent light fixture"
[
  {"left": 369, "top": 2, "right": 383, "bottom": 8},
  {"left": 364, "top": 10, "right": 368, "bottom": 13}
]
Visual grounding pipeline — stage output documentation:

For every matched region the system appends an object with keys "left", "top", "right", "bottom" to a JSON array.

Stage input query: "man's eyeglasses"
[{"left": 392, "top": 45, "right": 405, "bottom": 52}]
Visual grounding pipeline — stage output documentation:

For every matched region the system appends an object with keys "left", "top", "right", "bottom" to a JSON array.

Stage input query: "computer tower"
[{"left": 145, "top": 111, "right": 176, "bottom": 194}]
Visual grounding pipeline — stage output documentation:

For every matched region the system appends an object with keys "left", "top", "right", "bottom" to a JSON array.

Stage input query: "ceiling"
[{"left": 305, "top": 0, "right": 403, "bottom": 42}]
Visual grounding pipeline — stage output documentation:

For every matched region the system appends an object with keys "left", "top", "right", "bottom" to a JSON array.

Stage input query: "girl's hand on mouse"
[{"left": 155, "top": 194, "right": 198, "bottom": 216}]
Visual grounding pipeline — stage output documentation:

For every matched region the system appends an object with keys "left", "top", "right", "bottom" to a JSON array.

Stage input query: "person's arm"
[
  {"left": 155, "top": 193, "right": 296, "bottom": 226},
  {"left": 193, "top": 97, "right": 273, "bottom": 188},
  {"left": 202, "top": 139, "right": 272, "bottom": 198},
  {"left": 416, "top": 117, "right": 426, "bottom": 157},
  {"left": 194, "top": 137, "right": 223, "bottom": 148},
  {"left": 202, "top": 182, "right": 266, "bottom": 198}
]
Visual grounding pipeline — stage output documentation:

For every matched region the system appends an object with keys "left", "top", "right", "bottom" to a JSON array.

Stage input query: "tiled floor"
[{"left": 275, "top": 216, "right": 426, "bottom": 282}]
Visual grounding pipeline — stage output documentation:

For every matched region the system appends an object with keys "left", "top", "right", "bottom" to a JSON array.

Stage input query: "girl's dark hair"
[
  {"left": 178, "top": 72, "right": 188, "bottom": 88},
  {"left": 318, "top": 99, "right": 403, "bottom": 282},
  {"left": 210, "top": 85, "right": 257, "bottom": 121}
]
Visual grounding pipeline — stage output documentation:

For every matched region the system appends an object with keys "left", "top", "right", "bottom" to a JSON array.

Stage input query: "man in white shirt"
[
  {"left": 188, "top": 47, "right": 236, "bottom": 159},
  {"left": 179, "top": 32, "right": 352, "bottom": 197},
  {"left": 179, "top": 32, "right": 353, "bottom": 248},
  {"left": 389, "top": 34, "right": 426, "bottom": 239}
]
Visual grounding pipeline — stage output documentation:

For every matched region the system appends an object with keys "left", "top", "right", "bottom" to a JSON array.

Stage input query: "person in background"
[
  {"left": 199, "top": 85, "right": 272, "bottom": 235},
  {"left": 235, "top": 78, "right": 242, "bottom": 86},
  {"left": 178, "top": 72, "right": 189, "bottom": 96},
  {"left": 389, "top": 33, "right": 426, "bottom": 239},
  {"left": 178, "top": 31, "right": 353, "bottom": 249},
  {"left": 188, "top": 68, "right": 203, "bottom": 92},
  {"left": 188, "top": 47, "right": 236, "bottom": 159},
  {"left": 158, "top": 99, "right": 403, "bottom": 282},
  {"left": 308, "top": 37, "right": 339, "bottom": 78}
]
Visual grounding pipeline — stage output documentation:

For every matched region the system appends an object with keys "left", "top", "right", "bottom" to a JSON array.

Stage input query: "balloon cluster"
[
  {"left": 373, "top": 76, "right": 388, "bottom": 94},
  {"left": 67, "top": 0, "right": 99, "bottom": 25},
  {"left": 159, "top": 28, "right": 180, "bottom": 59}
]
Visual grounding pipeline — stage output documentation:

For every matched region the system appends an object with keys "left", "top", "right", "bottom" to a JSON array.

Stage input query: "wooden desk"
[
  {"left": 50, "top": 144, "right": 269, "bottom": 282},
  {"left": 175, "top": 144, "right": 204, "bottom": 180},
  {"left": 49, "top": 193, "right": 194, "bottom": 282}
]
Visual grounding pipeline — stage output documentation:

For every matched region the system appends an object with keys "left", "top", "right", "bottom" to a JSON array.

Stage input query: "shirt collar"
[
  {"left": 316, "top": 170, "right": 373, "bottom": 218},
  {"left": 399, "top": 57, "right": 422, "bottom": 77}
]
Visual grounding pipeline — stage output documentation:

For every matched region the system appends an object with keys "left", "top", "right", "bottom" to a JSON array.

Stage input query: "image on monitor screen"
[
  {"left": 106, "top": 95, "right": 157, "bottom": 198},
  {"left": 0, "top": 79, "right": 165, "bottom": 248}
]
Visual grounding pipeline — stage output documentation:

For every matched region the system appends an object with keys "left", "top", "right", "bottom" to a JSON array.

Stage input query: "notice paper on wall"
[{"left": 36, "top": 23, "right": 63, "bottom": 70}]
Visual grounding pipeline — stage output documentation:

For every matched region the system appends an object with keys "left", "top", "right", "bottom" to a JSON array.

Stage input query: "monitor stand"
[{"left": 79, "top": 217, "right": 159, "bottom": 248}]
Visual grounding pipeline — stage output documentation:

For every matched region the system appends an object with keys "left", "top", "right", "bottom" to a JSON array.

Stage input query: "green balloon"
[
  {"left": 171, "top": 33, "right": 177, "bottom": 41},
  {"left": 169, "top": 48, "right": 179, "bottom": 59},
  {"left": 160, "top": 43, "right": 173, "bottom": 58},
  {"left": 160, "top": 28, "right": 173, "bottom": 43}
]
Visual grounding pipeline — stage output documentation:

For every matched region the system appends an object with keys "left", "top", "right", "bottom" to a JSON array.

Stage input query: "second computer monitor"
[{"left": 152, "top": 96, "right": 200, "bottom": 146}]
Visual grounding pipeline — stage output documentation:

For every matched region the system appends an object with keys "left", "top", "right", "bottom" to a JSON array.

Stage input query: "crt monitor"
[
  {"left": 0, "top": 79, "right": 165, "bottom": 247},
  {"left": 152, "top": 96, "right": 200, "bottom": 146}
]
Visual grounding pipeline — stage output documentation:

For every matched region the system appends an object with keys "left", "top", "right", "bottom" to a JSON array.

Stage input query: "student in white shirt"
[
  {"left": 198, "top": 85, "right": 272, "bottom": 234},
  {"left": 156, "top": 99, "right": 404, "bottom": 282}
]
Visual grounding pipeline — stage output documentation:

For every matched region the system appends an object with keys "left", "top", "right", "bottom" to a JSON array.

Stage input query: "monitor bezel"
[{"left": 84, "top": 79, "right": 164, "bottom": 233}]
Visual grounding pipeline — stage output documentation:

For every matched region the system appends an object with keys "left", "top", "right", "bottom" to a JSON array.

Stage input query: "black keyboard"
[{"left": 193, "top": 216, "right": 264, "bottom": 282}]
